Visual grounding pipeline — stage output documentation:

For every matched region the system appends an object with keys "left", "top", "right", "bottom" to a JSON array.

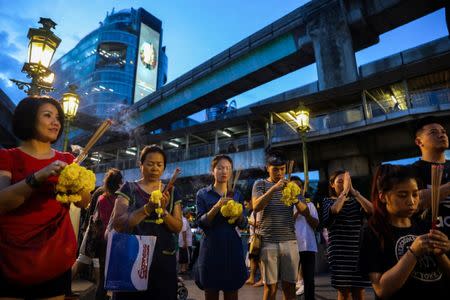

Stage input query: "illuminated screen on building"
[{"left": 134, "top": 22, "right": 160, "bottom": 103}]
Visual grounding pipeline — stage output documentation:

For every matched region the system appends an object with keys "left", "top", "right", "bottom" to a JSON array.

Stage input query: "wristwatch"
[{"left": 26, "top": 173, "right": 42, "bottom": 189}]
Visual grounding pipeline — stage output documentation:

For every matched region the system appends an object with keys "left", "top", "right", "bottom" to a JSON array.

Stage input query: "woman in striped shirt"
[{"left": 322, "top": 170, "right": 373, "bottom": 300}]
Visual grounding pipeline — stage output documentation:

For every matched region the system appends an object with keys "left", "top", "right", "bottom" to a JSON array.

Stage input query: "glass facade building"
[{"left": 51, "top": 8, "right": 168, "bottom": 119}]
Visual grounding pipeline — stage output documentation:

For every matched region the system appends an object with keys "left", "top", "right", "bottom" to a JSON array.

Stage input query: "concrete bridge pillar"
[
  {"left": 307, "top": 0, "right": 358, "bottom": 90},
  {"left": 318, "top": 166, "right": 328, "bottom": 182},
  {"left": 327, "top": 156, "right": 370, "bottom": 178},
  {"left": 327, "top": 155, "right": 380, "bottom": 196}
]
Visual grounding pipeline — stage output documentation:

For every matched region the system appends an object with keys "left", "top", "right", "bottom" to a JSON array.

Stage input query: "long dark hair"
[{"left": 369, "top": 164, "right": 417, "bottom": 249}]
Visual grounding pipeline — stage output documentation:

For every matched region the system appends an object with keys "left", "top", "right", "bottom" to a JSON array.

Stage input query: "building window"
[{"left": 96, "top": 42, "right": 127, "bottom": 69}]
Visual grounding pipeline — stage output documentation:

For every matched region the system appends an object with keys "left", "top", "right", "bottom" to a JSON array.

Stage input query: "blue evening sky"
[{"left": 0, "top": 0, "right": 448, "bottom": 119}]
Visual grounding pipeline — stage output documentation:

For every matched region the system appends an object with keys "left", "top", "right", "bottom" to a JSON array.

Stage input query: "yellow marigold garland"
[
  {"left": 150, "top": 189, "right": 164, "bottom": 224},
  {"left": 281, "top": 182, "right": 301, "bottom": 206},
  {"left": 220, "top": 199, "right": 243, "bottom": 224},
  {"left": 56, "top": 163, "right": 96, "bottom": 204}
]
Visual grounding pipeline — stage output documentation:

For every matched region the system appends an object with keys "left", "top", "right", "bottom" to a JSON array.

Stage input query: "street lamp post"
[
  {"left": 10, "top": 18, "right": 61, "bottom": 96},
  {"left": 61, "top": 85, "right": 80, "bottom": 151},
  {"left": 294, "top": 105, "right": 311, "bottom": 196}
]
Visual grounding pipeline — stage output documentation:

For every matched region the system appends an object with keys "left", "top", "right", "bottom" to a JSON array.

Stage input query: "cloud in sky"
[
  {"left": 0, "top": 1, "right": 447, "bottom": 109},
  {"left": 0, "top": 29, "right": 29, "bottom": 103}
]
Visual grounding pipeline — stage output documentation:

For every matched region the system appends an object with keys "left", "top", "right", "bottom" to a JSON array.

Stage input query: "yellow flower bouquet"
[
  {"left": 220, "top": 199, "right": 243, "bottom": 224},
  {"left": 56, "top": 163, "right": 96, "bottom": 203},
  {"left": 281, "top": 182, "right": 301, "bottom": 206}
]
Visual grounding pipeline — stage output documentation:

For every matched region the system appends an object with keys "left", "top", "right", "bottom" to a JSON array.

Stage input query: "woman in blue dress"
[{"left": 195, "top": 154, "right": 248, "bottom": 300}]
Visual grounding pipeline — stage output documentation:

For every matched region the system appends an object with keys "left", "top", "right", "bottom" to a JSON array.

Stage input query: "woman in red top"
[{"left": 0, "top": 96, "right": 90, "bottom": 299}]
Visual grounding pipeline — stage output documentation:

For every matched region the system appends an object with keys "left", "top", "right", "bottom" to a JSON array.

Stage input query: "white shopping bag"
[{"left": 104, "top": 230, "right": 157, "bottom": 291}]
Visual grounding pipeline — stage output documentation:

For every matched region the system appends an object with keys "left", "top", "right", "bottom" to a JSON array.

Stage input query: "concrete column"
[
  {"left": 318, "top": 166, "right": 328, "bottom": 182},
  {"left": 185, "top": 133, "right": 190, "bottom": 160},
  {"left": 327, "top": 156, "right": 370, "bottom": 177},
  {"left": 268, "top": 113, "right": 273, "bottom": 146},
  {"left": 247, "top": 122, "right": 252, "bottom": 150},
  {"left": 264, "top": 122, "right": 269, "bottom": 148},
  {"left": 402, "top": 80, "right": 412, "bottom": 109},
  {"left": 368, "top": 156, "right": 383, "bottom": 176},
  {"left": 307, "top": 1, "right": 358, "bottom": 90},
  {"left": 115, "top": 149, "right": 120, "bottom": 168},
  {"left": 362, "top": 90, "right": 372, "bottom": 119},
  {"left": 214, "top": 131, "right": 219, "bottom": 154},
  {"left": 264, "top": 116, "right": 273, "bottom": 149},
  {"left": 136, "top": 144, "right": 140, "bottom": 165}
]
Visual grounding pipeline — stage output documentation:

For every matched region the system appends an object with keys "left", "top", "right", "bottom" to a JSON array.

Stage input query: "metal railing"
[
  {"left": 89, "top": 87, "right": 450, "bottom": 174},
  {"left": 271, "top": 88, "right": 450, "bottom": 144}
]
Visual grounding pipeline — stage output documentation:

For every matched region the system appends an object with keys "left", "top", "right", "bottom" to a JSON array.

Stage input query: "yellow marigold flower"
[
  {"left": 57, "top": 163, "right": 96, "bottom": 195},
  {"left": 69, "top": 194, "right": 82, "bottom": 202},
  {"left": 56, "top": 163, "right": 96, "bottom": 204},
  {"left": 151, "top": 190, "right": 163, "bottom": 204},
  {"left": 281, "top": 182, "right": 301, "bottom": 206},
  {"left": 56, "top": 184, "right": 67, "bottom": 193},
  {"left": 155, "top": 208, "right": 164, "bottom": 215},
  {"left": 155, "top": 219, "right": 164, "bottom": 224},
  {"left": 56, "top": 194, "right": 68, "bottom": 203},
  {"left": 80, "top": 168, "right": 96, "bottom": 192},
  {"left": 228, "top": 217, "right": 238, "bottom": 224},
  {"left": 220, "top": 200, "right": 243, "bottom": 222}
]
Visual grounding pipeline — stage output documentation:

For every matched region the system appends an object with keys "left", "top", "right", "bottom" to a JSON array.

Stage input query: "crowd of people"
[{"left": 0, "top": 96, "right": 449, "bottom": 300}]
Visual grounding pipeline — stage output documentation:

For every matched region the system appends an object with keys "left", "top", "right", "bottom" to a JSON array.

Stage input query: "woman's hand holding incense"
[
  {"left": 161, "top": 190, "right": 170, "bottom": 209},
  {"left": 429, "top": 230, "right": 450, "bottom": 256}
]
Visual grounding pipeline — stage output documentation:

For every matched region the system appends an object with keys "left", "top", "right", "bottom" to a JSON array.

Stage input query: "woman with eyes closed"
[
  {"left": 322, "top": 170, "right": 373, "bottom": 300},
  {"left": 111, "top": 144, "right": 182, "bottom": 300},
  {"left": 0, "top": 96, "right": 91, "bottom": 299},
  {"left": 195, "top": 154, "right": 248, "bottom": 300},
  {"left": 359, "top": 164, "right": 450, "bottom": 299}
]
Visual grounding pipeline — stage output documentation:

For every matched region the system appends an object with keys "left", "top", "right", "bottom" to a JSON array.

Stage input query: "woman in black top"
[
  {"left": 111, "top": 145, "right": 182, "bottom": 300},
  {"left": 360, "top": 164, "right": 450, "bottom": 299}
]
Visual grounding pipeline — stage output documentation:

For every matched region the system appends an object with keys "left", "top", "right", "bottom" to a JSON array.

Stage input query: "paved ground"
[
  {"left": 181, "top": 273, "right": 375, "bottom": 300},
  {"left": 73, "top": 273, "right": 375, "bottom": 300}
]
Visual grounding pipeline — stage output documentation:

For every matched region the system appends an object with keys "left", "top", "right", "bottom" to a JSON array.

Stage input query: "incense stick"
[
  {"left": 74, "top": 119, "right": 113, "bottom": 164},
  {"left": 431, "top": 165, "right": 444, "bottom": 229},
  {"left": 231, "top": 169, "right": 242, "bottom": 192},
  {"left": 287, "top": 160, "right": 295, "bottom": 181},
  {"left": 163, "top": 168, "right": 181, "bottom": 193}
]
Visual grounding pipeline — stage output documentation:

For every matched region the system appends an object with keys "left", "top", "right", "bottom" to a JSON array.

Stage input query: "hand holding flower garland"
[
  {"left": 220, "top": 199, "right": 243, "bottom": 224},
  {"left": 150, "top": 186, "right": 164, "bottom": 224},
  {"left": 281, "top": 182, "right": 301, "bottom": 206},
  {"left": 56, "top": 163, "right": 96, "bottom": 204}
]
